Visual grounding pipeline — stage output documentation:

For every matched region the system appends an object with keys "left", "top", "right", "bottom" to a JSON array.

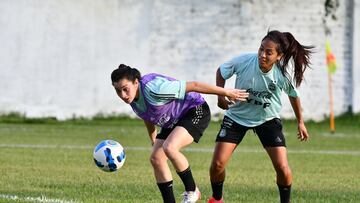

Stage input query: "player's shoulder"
[
  {"left": 142, "top": 73, "right": 163, "bottom": 81},
  {"left": 273, "top": 67, "right": 295, "bottom": 87},
  {"left": 142, "top": 73, "right": 176, "bottom": 81},
  {"left": 143, "top": 73, "right": 179, "bottom": 93},
  {"left": 229, "top": 53, "right": 257, "bottom": 63}
]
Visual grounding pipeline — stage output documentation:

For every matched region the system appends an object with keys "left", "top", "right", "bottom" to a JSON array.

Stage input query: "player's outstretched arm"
[
  {"left": 289, "top": 96, "right": 309, "bottom": 141},
  {"left": 185, "top": 81, "right": 248, "bottom": 102}
]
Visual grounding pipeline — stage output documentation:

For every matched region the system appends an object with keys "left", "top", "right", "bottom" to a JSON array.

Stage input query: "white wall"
[
  {"left": 353, "top": 0, "right": 360, "bottom": 113},
  {"left": 0, "top": 0, "right": 356, "bottom": 120}
]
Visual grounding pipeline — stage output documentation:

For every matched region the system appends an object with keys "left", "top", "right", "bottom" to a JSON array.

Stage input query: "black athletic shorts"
[
  {"left": 216, "top": 116, "right": 286, "bottom": 147},
  {"left": 156, "top": 102, "right": 211, "bottom": 143}
]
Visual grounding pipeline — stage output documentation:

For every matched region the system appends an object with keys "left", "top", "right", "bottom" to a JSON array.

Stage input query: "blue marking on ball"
[
  {"left": 93, "top": 158, "right": 104, "bottom": 168},
  {"left": 94, "top": 140, "right": 108, "bottom": 153},
  {"left": 104, "top": 147, "right": 117, "bottom": 171},
  {"left": 117, "top": 151, "right": 126, "bottom": 163},
  {"left": 106, "top": 140, "right": 118, "bottom": 146}
]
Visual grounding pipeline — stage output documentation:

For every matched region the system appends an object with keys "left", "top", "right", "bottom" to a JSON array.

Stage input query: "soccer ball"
[{"left": 93, "top": 140, "right": 126, "bottom": 172}]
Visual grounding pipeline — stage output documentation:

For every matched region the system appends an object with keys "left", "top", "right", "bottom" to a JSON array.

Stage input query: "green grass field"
[{"left": 0, "top": 114, "right": 359, "bottom": 203}]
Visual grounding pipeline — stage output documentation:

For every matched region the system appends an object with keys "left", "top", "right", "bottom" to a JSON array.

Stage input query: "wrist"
[{"left": 297, "top": 119, "right": 304, "bottom": 125}]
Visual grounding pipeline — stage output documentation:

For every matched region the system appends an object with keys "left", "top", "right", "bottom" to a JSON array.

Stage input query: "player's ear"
[{"left": 134, "top": 78, "right": 139, "bottom": 86}]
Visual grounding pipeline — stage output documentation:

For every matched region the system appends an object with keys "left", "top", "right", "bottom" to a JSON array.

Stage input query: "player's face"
[
  {"left": 258, "top": 39, "right": 283, "bottom": 72},
  {"left": 112, "top": 78, "right": 139, "bottom": 104}
]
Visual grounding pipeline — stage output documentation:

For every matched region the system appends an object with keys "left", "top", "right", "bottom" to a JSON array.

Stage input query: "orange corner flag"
[{"left": 326, "top": 40, "right": 337, "bottom": 74}]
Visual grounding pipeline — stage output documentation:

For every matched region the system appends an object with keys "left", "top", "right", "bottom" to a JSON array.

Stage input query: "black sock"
[
  {"left": 211, "top": 181, "right": 224, "bottom": 200},
  {"left": 177, "top": 166, "right": 196, "bottom": 191},
  {"left": 277, "top": 184, "right": 291, "bottom": 203},
  {"left": 157, "top": 181, "right": 175, "bottom": 203}
]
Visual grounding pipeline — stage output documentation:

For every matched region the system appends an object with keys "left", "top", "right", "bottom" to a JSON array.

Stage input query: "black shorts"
[
  {"left": 156, "top": 102, "right": 211, "bottom": 143},
  {"left": 216, "top": 116, "right": 286, "bottom": 147}
]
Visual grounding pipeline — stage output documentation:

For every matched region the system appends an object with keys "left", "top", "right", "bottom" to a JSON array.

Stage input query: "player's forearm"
[
  {"left": 143, "top": 121, "right": 157, "bottom": 142},
  {"left": 289, "top": 96, "right": 304, "bottom": 124},
  {"left": 186, "top": 81, "right": 227, "bottom": 96},
  {"left": 185, "top": 67, "right": 227, "bottom": 95}
]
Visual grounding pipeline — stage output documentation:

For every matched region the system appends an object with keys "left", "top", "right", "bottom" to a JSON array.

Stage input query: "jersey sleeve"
[
  {"left": 144, "top": 77, "right": 186, "bottom": 105},
  {"left": 283, "top": 77, "right": 300, "bottom": 97},
  {"left": 219, "top": 58, "right": 236, "bottom": 80},
  {"left": 219, "top": 54, "right": 252, "bottom": 80}
]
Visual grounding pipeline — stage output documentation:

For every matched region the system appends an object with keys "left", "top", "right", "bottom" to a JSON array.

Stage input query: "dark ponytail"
[
  {"left": 111, "top": 64, "right": 141, "bottom": 84},
  {"left": 263, "top": 30, "right": 314, "bottom": 87}
]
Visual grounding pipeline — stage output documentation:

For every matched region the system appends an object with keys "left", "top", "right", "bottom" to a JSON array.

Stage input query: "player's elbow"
[{"left": 186, "top": 81, "right": 200, "bottom": 92}]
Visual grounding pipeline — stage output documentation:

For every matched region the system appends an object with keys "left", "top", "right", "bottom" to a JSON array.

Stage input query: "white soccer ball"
[{"left": 93, "top": 140, "right": 126, "bottom": 172}]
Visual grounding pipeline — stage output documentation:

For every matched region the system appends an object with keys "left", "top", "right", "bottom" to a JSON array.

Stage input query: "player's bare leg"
[
  {"left": 208, "top": 142, "right": 237, "bottom": 202},
  {"left": 162, "top": 126, "right": 194, "bottom": 171},
  {"left": 210, "top": 142, "right": 237, "bottom": 181},
  {"left": 150, "top": 139, "right": 172, "bottom": 182},
  {"left": 266, "top": 146, "right": 292, "bottom": 203},
  {"left": 151, "top": 139, "right": 175, "bottom": 203},
  {"left": 164, "top": 126, "right": 201, "bottom": 202}
]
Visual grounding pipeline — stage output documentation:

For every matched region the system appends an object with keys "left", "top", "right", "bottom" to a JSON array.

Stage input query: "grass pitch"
[{"left": 0, "top": 114, "right": 359, "bottom": 203}]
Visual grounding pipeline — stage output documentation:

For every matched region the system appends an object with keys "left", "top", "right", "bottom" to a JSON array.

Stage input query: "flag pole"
[
  {"left": 326, "top": 40, "right": 336, "bottom": 133},
  {"left": 323, "top": 1, "right": 339, "bottom": 134},
  {"left": 328, "top": 72, "right": 335, "bottom": 133}
]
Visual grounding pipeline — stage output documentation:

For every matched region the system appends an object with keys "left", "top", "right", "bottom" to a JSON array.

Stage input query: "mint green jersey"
[{"left": 220, "top": 53, "right": 299, "bottom": 127}]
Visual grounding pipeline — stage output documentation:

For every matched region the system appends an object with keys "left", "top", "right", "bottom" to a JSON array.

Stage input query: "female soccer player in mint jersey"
[
  {"left": 207, "top": 30, "right": 314, "bottom": 203},
  {"left": 111, "top": 64, "right": 249, "bottom": 203}
]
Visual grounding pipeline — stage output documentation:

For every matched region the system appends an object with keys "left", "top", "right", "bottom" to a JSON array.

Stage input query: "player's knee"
[
  {"left": 275, "top": 164, "right": 292, "bottom": 177},
  {"left": 210, "top": 160, "right": 226, "bottom": 173},
  {"left": 162, "top": 143, "right": 177, "bottom": 159},
  {"left": 149, "top": 153, "right": 164, "bottom": 167}
]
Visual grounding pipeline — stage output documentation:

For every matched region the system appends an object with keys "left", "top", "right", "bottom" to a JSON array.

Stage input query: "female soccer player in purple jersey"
[
  {"left": 111, "top": 64, "right": 249, "bottom": 203},
  {"left": 207, "top": 30, "right": 314, "bottom": 203}
]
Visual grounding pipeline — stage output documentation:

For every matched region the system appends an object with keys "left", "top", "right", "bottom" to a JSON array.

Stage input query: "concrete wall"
[
  {"left": 0, "top": 0, "right": 357, "bottom": 120},
  {"left": 353, "top": 0, "right": 360, "bottom": 113}
]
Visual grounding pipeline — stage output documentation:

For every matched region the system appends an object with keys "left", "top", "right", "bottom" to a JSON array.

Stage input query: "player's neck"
[{"left": 259, "top": 64, "right": 272, "bottom": 73}]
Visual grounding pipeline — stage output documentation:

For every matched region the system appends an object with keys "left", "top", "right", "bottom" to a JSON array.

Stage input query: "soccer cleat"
[
  {"left": 207, "top": 196, "right": 224, "bottom": 203},
  {"left": 180, "top": 187, "right": 201, "bottom": 203}
]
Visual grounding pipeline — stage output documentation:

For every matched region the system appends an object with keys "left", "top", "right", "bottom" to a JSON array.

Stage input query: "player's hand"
[
  {"left": 217, "top": 96, "right": 234, "bottom": 110},
  {"left": 297, "top": 121, "right": 309, "bottom": 141},
  {"left": 225, "top": 89, "right": 249, "bottom": 102}
]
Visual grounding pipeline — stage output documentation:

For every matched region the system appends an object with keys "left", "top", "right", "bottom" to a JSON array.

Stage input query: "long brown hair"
[{"left": 262, "top": 30, "right": 314, "bottom": 87}]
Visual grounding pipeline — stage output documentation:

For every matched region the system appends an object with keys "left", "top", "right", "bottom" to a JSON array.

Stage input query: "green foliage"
[
  {"left": 324, "top": 0, "right": 340, "bottom": 20},
  {"left": 0, "top": 112, "right": 139, "bottom": 125},
  {"left": 323, "top": 0, "right": 340, "bottom": 35},
  {"left": 0, "top": 112, "right": 58, "bottom": 124}
]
